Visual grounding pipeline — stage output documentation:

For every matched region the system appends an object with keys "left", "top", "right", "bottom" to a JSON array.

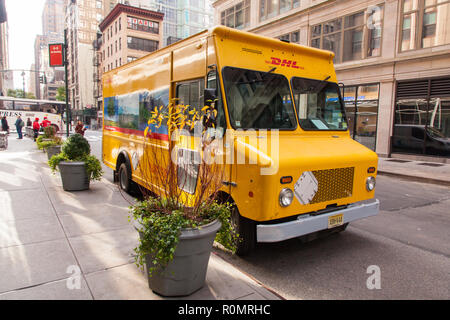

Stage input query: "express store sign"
[{"left": 127, "top": 16, "right": 159, "bottom": 33}]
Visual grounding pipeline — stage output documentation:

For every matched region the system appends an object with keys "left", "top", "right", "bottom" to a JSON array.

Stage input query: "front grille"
[{"left": 310, "top": 167, "right": 354, "bottom": 204}]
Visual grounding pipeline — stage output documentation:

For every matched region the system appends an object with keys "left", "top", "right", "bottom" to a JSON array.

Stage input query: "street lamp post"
[
  {"left": 64, "top": 29, "right": 71, "bottom": 138},
  {"left": 21, "top": 71, "right": 25, "bottom": 97}
]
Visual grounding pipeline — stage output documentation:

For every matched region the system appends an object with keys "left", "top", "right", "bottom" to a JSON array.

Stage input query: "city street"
[
  {"left": 85, "top": 130, "right": 450, "bottom": 300},
  {"left": 1, "top": 0, "right": 449, "bottom": 304}
]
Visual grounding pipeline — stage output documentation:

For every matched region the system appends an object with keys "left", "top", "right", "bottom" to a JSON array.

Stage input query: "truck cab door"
[{"left": 204, "top": 68, "right": 232, "bottom": 195}]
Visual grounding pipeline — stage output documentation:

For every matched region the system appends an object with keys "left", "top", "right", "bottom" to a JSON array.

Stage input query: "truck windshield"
[
  {"left": 222, "top": 67, "right": 297, "bottom": 130},
  {"left": 292, "top": 77, "right": 348, "bottom": 131}
]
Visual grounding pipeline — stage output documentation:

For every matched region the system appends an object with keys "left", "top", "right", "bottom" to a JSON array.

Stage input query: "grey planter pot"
[
  {"left": 46, "top": 145, "right": 62, "bottom": 160},
  {"left": 135, "top": 218, "right": 221, "bottom": 297},
  {"left": 58, "top": 161, "right": 90, "bottom": 191}
]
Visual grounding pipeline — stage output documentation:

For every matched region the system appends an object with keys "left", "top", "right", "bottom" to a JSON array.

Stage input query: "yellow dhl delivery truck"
[{"left": 102, "top": 26, "right": 379, "bottom": 255}]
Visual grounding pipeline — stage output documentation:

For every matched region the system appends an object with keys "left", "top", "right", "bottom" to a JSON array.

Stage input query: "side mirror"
[{"left": 204, "top": 88, "right": 217, "bottom": 107}]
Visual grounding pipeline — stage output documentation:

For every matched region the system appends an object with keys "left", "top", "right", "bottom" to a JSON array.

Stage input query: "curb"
[{"left": 377, "top": 171, "right": 450, "bottom": 186}]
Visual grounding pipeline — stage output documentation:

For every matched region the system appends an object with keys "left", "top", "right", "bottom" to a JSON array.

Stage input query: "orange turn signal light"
[
  {"left": 367, "top": 167, "right": 376, "bottom": 173},
  {"left": 280, "top": 176, "right": 293, "bottom": 184}
]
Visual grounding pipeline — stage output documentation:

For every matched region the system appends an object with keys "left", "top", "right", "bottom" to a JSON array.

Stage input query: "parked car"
[{"left": 393, "top": 124, "right": 450, "bottom": 156}]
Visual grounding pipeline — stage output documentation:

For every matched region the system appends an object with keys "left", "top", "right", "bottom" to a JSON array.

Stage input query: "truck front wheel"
[
  {"left": 118, "top": 162, "right": 131, "bottom": 193},
  {"left": 231, "top": 205, "right": 256, "bottom": 256}
]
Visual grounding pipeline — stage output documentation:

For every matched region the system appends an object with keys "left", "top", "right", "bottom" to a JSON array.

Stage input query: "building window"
[
  {"left": 277, "top": 30, "right": 300, "bottom": 43},
  {"left": 393, "top": 77, "right": 450, "bottom": 157},
  {"left": 127, "top": 36, "right": 159, "bottom": 52},
  {"left": 343, "top": 12, "right": 364, "bottom": 62},
  {"left": 220, "top": 0, "right": 250, "bottom": 29},
  {"left": 311, "top": 6, "right": 384, "bottom": 64},
  {"left": 342, "top": 84, "right": 380, "bottom": 151},
  {"left": 260, "top": 0, "right": 300, "bottom": 21},
  {"left": 127, "top": 16, "right": 159, "bottom": 34},
  {"left": 401, "top": 0, "right": 450, "bottom": 51}
]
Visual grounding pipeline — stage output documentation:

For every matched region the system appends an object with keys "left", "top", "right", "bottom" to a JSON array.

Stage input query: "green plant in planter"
[
  {"left": 130, "top": 102, "right": 237, "bottom": 295},
  {"left": 131, "top": 198, "right": 235, "bottom": 276},
  {"left": 36, "top": 126, "right": 62, "bottom": 150},
  {"left": 37, "top": 136, "right": 63, "bottom": 150},
  {"left": 43, "top": 126, "right": 56, "bottom": 138},
  {"left": 48, "top": 133, "right": 103, "bottom": 181}
]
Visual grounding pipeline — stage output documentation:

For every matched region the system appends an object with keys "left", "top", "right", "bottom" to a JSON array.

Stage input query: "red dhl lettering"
[{"left": 265, "top": 57, "right": 304, "bottom": 69}]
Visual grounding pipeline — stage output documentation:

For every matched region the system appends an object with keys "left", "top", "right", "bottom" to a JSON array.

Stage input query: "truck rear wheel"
[{"left": 231, "top": 205, "right": 256, "bottom": 256}]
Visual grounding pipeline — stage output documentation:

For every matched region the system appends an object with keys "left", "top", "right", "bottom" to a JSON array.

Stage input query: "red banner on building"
[{"left": 49, "top": 43, "right": 64, "bottom": 67}]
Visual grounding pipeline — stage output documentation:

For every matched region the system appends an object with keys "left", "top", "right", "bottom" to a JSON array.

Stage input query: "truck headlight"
[
  {"left": 279, "top": 188, "right": 294, "bottom": 207},
  {"left": 366, "top": 176, "right": 376, "bottom": 191}
]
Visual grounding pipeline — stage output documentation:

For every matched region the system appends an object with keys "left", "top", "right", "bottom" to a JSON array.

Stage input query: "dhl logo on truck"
[{"left": 265, "top": 57, "right": 304, "bottom": 70}]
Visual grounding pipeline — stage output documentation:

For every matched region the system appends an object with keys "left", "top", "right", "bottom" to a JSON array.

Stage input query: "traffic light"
[{"left": 39, "top": 75, "right": 47, "bottom": 84}]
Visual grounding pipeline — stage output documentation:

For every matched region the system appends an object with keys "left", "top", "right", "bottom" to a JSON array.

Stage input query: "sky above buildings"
[{"left": 6, "top": 0, "right": 46, "bottom": 89}]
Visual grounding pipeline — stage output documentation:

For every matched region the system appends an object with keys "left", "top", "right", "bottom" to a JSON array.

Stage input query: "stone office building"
[{"left": 212, "top": 0, "right": 450, "bottom": 161}]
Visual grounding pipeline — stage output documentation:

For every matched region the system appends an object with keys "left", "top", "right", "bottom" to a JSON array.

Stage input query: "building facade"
[
  {"left": 125, "top": 0, "right": 213, "bottom": 46},
  {"left": 65, "top": 0, "right": 118, "bottom": 123},
  {"left": 93, "top": 3, "right": 163, "bottom": 122},
  {"left": 212, "top": 0, "right": 450, "bottom": 160},
  {"left": 0, "top": 0, "right": 12, "bottom": 97},
  {"left": 33, "top": 35, "right": 48, "bottom": 99},
  {"left": 41, "top": 0, "right": 66, "bottom": 100}
]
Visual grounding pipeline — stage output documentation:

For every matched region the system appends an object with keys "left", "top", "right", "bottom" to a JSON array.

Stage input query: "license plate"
[{"left": 328, "top": 213, "right": 344, "bottom": 229}]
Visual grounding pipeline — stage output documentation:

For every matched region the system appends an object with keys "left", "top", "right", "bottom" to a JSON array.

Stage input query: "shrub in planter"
[
  {"left": 36, "top": 126, "right": 62, "bottom": 153},
  {"left": 48, "top": 133, "right": 102, "bottom": 191},
  {"left": 130, "top": 103, "right": 237, "bottom": 297}
]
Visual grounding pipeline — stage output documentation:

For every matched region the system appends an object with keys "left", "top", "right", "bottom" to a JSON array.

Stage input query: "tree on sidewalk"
[
  {"left": 56, "top": 86, "right": 66, "bottom": 102},
  {"left": 7, "top": 89, "right": 36, "bottom": 99}
]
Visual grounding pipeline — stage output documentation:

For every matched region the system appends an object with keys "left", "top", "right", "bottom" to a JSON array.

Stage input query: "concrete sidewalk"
[
  {"left": 0, "top": 136, "right": 281, "bottom": 300},
  {"left": 378, "top": 157, "right": 450, "bottom": 186}
]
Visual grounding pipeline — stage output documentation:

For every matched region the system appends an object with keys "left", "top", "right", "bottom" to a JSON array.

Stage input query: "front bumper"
[{"left": 256, "top": 199, "right": 380, "bottom": 243}]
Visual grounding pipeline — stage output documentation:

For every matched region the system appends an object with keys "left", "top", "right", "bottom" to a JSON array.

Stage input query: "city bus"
[
  {"left": 102, "top": 26, "right": 379, "bottom": 255},
  {"left": 0, "top": 96, "right": 66, "bottom": 132}
]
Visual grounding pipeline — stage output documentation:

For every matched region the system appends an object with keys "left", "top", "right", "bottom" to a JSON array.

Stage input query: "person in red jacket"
[
  {"left": 41, "top": 117, "right": 51, "bottom": 128},
  {"left": 33, "top": 118, "right": 40, "bottom": 141}
]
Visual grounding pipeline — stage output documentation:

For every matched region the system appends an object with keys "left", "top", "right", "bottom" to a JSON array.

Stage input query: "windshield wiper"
[{"left": 236, "top": 67, "right": 277, "bottom": 85}]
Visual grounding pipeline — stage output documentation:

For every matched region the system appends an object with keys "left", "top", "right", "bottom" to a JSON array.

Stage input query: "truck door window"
[
  {"left": 176, "top": 79, "right": 205, "bottom": 134},
  {"left": 206, "top": 70, "right": 226, "bottom": 130},
  {"left": 292, "top": 77, "right": 348, "bottom": 131},
  {"left": 176, "top": 79, "right": 204, "bottom": 112}
]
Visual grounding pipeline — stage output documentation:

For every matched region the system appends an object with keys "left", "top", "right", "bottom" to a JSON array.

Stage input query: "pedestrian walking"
[
  {"left": 75, "top": 120, "right": 87, "bottom": 136},
  {"left": 33, "top": 117, "right": 40, "bottom": 141},
  {"left": 15, "top": 116, "right": 25, "bottom": 139},
  {"left": 1, "top": 116, "right": 9, "bottom": 134},
  {"left": 26, "top": 118, "right": 32, "bottom": 127}
]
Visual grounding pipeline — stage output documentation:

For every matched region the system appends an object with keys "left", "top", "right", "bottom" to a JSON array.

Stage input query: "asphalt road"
[{"left": 87, "top": 130, "right": 450, "bottom": 300}]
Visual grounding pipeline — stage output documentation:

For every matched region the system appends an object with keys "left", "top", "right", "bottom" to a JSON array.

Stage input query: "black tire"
[
  {"left": 118, "top": 162, "right": 131, "bottom": 193},
  {"left": 231, "top": 205, "right": 256, "bottom": 256},
  {"left": 51, "top": 124, "right": 59, "bottom": 133}
]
